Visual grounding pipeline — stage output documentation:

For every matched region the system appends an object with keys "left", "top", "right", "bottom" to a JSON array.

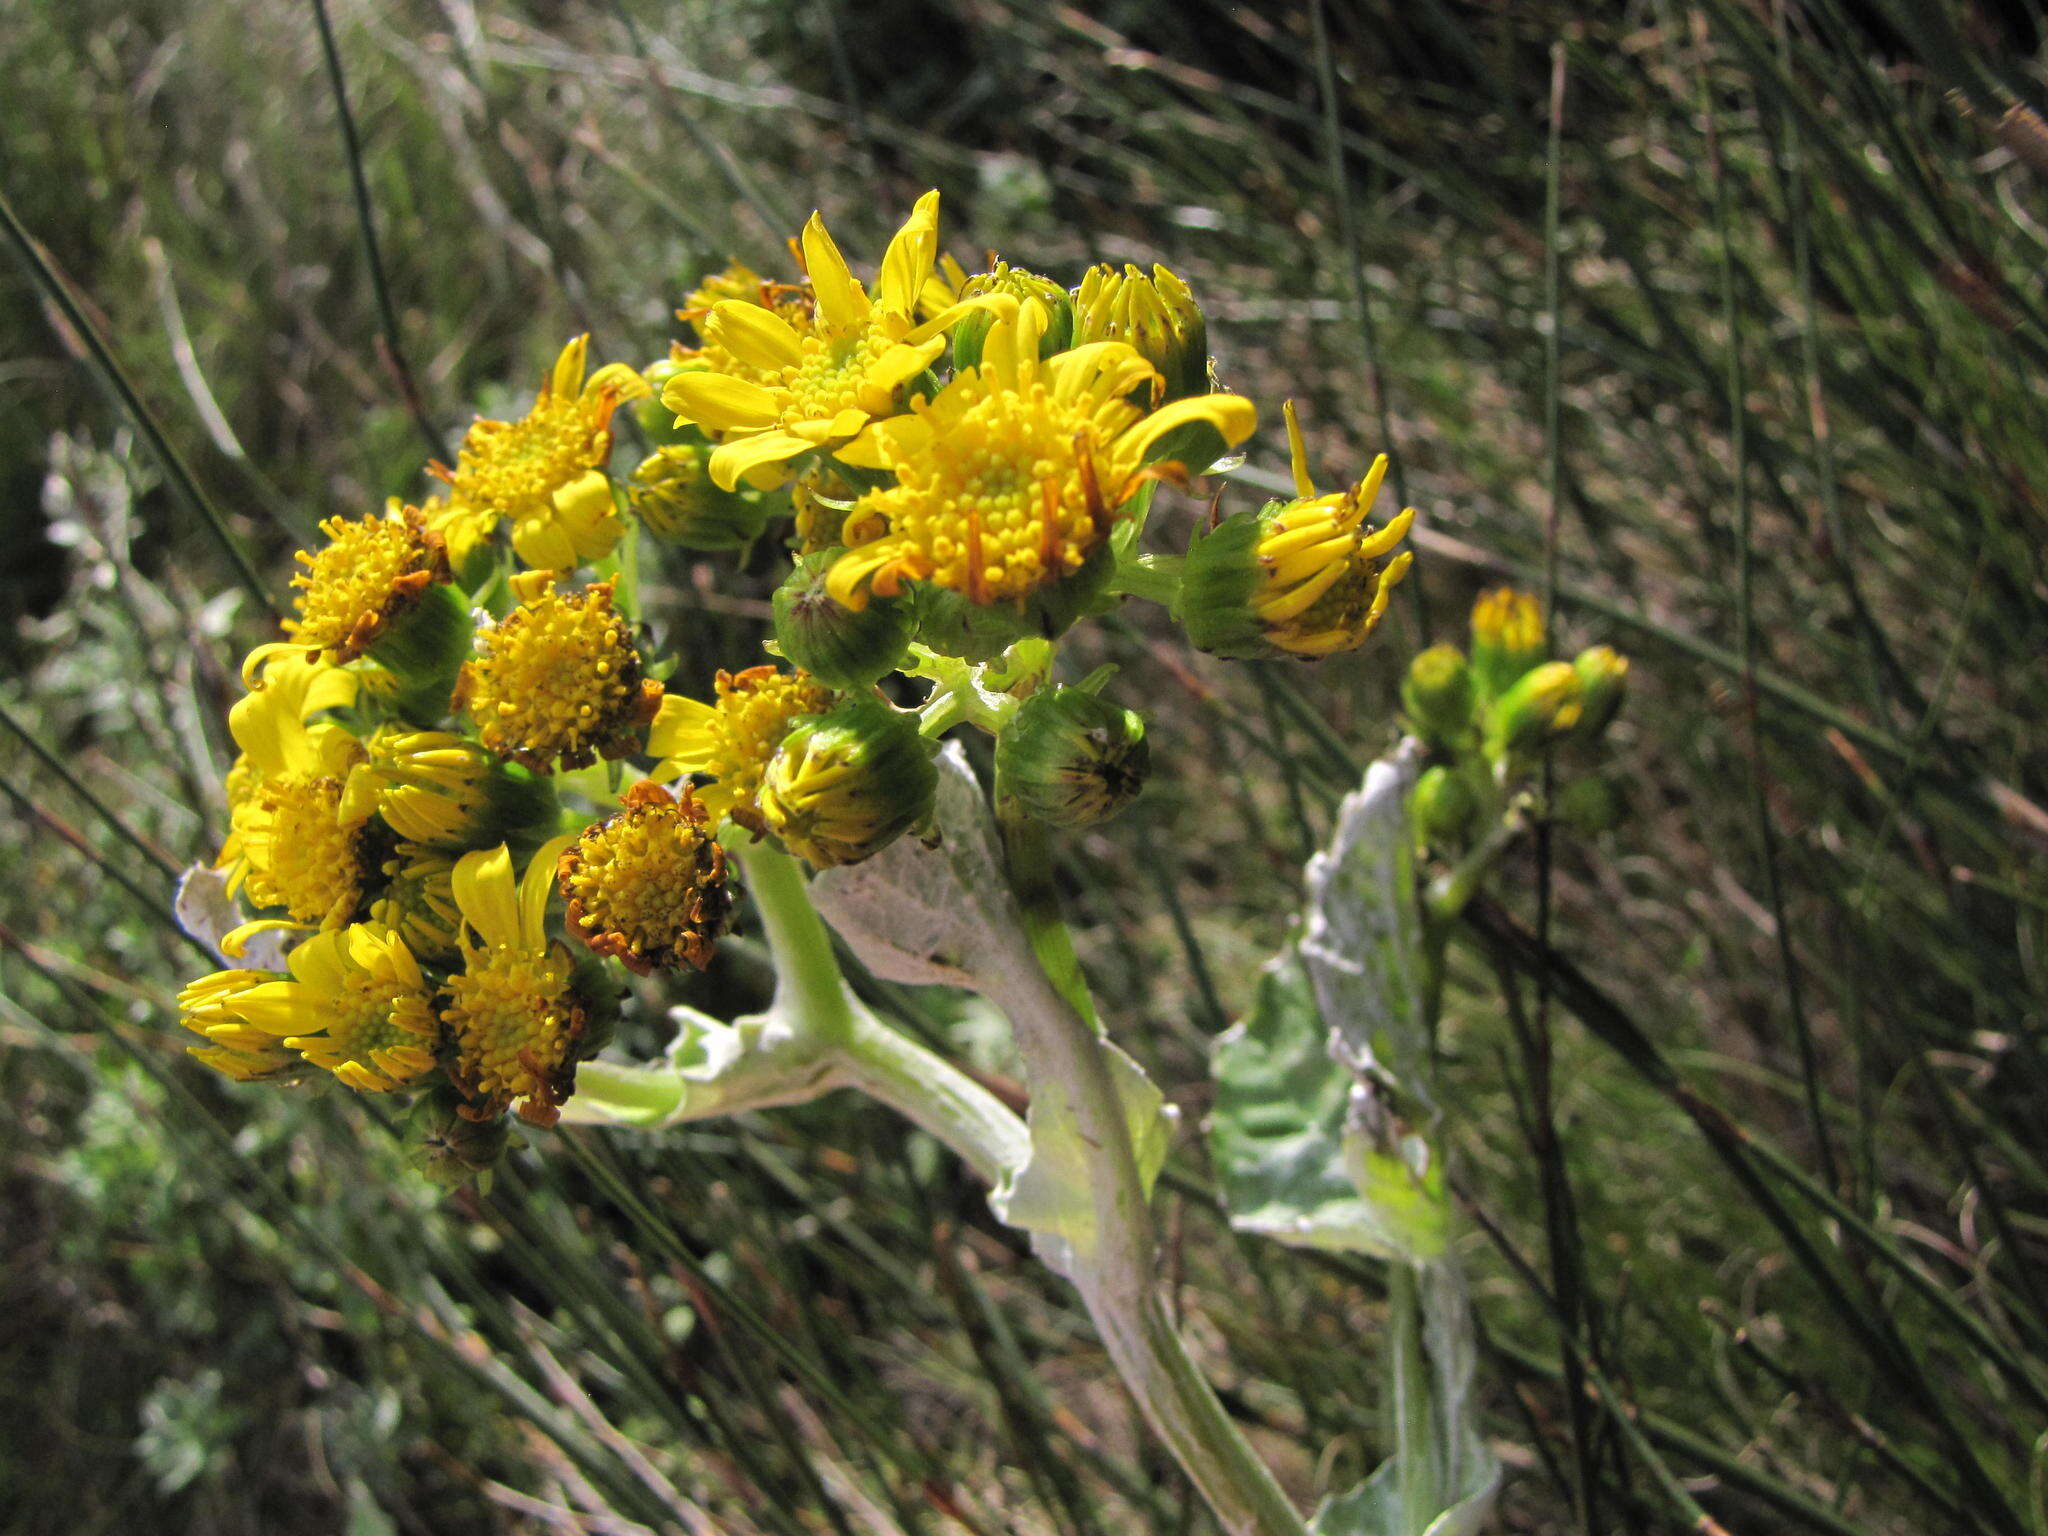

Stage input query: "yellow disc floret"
[
  {"left": 236, "top": 766, "right": 376, "bottom": 927},
  {"left": 557, "top": 781, "right": 731, "bottom": 974},
  {"left": 456, "top": 572, "right": 664, "bottom": 773},
  {"left": 826, "top": 304, "right": 1256, "bottom": 609},
  {"left": 443, "top": 840, "right": 585, "bottom": 1126},
  {"left": 647, "top": 664, "right": 834, "bottom": 828}
]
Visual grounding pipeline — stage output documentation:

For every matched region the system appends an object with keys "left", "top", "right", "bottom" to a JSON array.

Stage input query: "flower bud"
[
  {"left": 404, "top": 1083, "right": 515, "bottom": 1189},
  {"left": 996, "top": 687, "right": 1150, "bottom": 827},
  {"left": 1469, "top": 587, "right": 1546, "bottom": 701},
  {"left": 1554, "top": 773, "right": 1625, "bottom": 836},
  {"left": 773, "top": 549, "right": 916, "bottom": 689},
  {"left": 628, "top": 440, "right": 776, "bottom": 551},
  {"left": 914, "top": 544, "right": 1116, "bottom": 664},
  {"left": 1073, "top": 262, "right": 1210, "bottom": 402},
  {"left": 951, "top": 262, "right": 1074, "bottom": 371},
  {"left": 1483, "top": 660, "right": 1584, "bottom": 762},
  {"left": 1410, "top": 764, "right": 1479, "bottom": 846},
  {"left": 758, "top": 698, "right": 937, "bottom": 869},
  {"left": 632, "top": 355, "right": 693, "bottom": 445},
  {"left": 1401, "top": 644, "right": 1476, "bottom": 750},
  {"left": 1567, "top": 645, "right": 1629, "bottom": 743}
]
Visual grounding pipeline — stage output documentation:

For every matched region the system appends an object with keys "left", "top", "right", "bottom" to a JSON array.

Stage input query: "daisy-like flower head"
[
  {"left": 455, "top": 571, "right": 664, "bottom": 773},
  {"left": 647, "top": 664, "right": 835, "bottom": 830},
  {"left": 757, "top": 698, "right": 937, "bottom": 870},
  {"left": 242, "top": 503, "right": 451, "bottom": 685},
  {"left": 179, "top": 925, "right": 439, "bottom": 1093},
  {"left": 824, "top": 303, "right": 1256, "bottom": 610},
  {"left": 557, "top": 781, "right": 732, "bottom": 975},
  {"left": 1179, "top": 402, "right": 1415, "bottom": 660},
  {"left": 369, "top": 841, "right": 462, "bottom": 963},
  {"left": 676, "top": 261, "right": 818, "bottom": 391},
  {"left": 219, "top": 657, "right": 376, "bottom": 928},
  {"left": 442, "top": 838, "right": 585, "bottom": 1126},
  {"left": 664, "top": 192, "right": 992, "bottom": 492},
  {"left": 429, "top": 335, "right": 650, "bottom": 571}
]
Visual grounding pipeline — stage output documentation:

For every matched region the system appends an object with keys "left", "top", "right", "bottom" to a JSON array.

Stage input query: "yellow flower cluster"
[{"left": 177, "top": 187, "right": 1426, "bottom": 1166}]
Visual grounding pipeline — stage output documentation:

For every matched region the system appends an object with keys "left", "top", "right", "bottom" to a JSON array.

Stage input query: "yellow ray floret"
[
  {"left": 443, "top": 838, "right": 584, "bottom": 1126},
  {"left": 455, "top": 572, "right": 664, "bottom": 773},
  {"left": 429, "top": 335, "right": 649, "bottom": 570},
  {"left": 343, "top": 727, "right": 495, "bottom": 846},
  {"left": 647, "top": 664, "right": 834, "bottom": 829},
  {"left": 825, "top": 304, "right": 1256, "bottom": 609},
  {"left": 663, "top": 192, "right": 998, "bottom": 491},
  {"left": 179, "top": 925, "right": 438, "bottom": 1093},
  {"left": 557, "top": 781, "right": 732, "bottom": 975}
]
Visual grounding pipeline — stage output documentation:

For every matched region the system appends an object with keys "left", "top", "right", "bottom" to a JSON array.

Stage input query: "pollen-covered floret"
[
  {"left": 456, "top": 572, "right": 663, "bottom": 773},
  {"left": 557, "top": 782, "right": 731, "bottom": 974}
]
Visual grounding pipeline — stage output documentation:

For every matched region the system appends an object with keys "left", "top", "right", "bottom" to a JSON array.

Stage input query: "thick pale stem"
[
  {"left": 999, "top": 817, "right": 1309, "bottom": 1536},
  {"left": 839, "top": 1010, "right": 1029, "bottom": 1188}
]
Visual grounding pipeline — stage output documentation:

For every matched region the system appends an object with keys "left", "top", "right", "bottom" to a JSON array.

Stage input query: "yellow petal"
[
  {"left": 1283, "top": 400, "right": 1316, "bottom": 499},
  {"left": 453, "top": 843, "right": 521, "bottom": 952},
  {"left": 860, "top": 337, "right": 945, "bottom": 407},
  {"left": 803, "top": 211, "right": 868, "bottom": 331},
  {"left": 519, "top": 834, "right": 576, "bottom": 948},
  {"left": 788, "top": 408, "right": 872, "bottom": 445},
  {"left": 708, "top": 431, "right": 816, "bottom": 491},
  {"left": 511, "top": 514, "right": 579, "bottom": 574},
  {"left": 549, "top": 335, "right": 590, "bottom": 400},
  {"left": 904, "top": 291, "right": 1018, "bottom": 347},
  {"left": 648, "top": 695, "right": 718, "bottom": 763},
  {"left": 664, "top": 369, "right": 779, "bottom": 432},
  {"left": 1125, "top": 393, "right": 1257, "bottom": 462},
  {"left": 583, "top": 361, "right": 651, "bottom": 403},
  {"left": 877, "top": 189, "right": 940, "bottom": 318},
  {"left": 706, "top": 301, "right": 806, "bottom": 371}
]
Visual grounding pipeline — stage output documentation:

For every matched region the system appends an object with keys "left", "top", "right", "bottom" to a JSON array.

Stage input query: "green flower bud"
[
  {"left": 773, "top": 550, "right": 915, "bottom": 690},
  {"left": 404, "top": 1084, "right": 515, "bottom": 1189},
  {"left": 1410, "top": 764, "right": 1479, "bottom": 846},
  {"left": 629, "top": 442, "right": 775, "bottom": 551},
  {"left": 1074, "top": 262, "right": 1210, "bottom": 402},
  {"left": 1554, "top": 773, "right": 1625, "bottom": 836},
  {"left": 952, "top": 262, "right": 1074, "bottom": 372},
  {"left": 1401, "top": 644, "right": 1476, "bottom": 750},
  {"left": 1567, "top": 645, "right": 1629, "bottom": 743},
  {"left": 759, "top": 698, "right": 938, "bottom": 869},
  {"left": 996, "top": 687, "right": 1150, "bottom": 828},
  {"left": 1469, "top": 587, "right": 1546, "bottom": 701},
  {"left": 1483, "top": 660, "right": 1584, "bottom": 762}
]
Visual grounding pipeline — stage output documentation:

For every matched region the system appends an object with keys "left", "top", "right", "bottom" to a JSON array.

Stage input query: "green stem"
[
  {"left": 1109, "top": 552, "right": 1184, "bottom": 608},
  {"left": 734, "top": 837, "right": 855, "bottom": 1044},
  {"left": 839, "top": 1010, "right": 1029, "bottom": 1188},
  {"left": 569, "top": 1059, "right": 687, "bottom": 1126}
]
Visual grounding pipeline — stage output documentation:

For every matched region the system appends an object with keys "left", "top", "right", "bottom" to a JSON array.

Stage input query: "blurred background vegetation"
[{"left": 5, "top": 1, "right": 2047, "bottom": 1531}]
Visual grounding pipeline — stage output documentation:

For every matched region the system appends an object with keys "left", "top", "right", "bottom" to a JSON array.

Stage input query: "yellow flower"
[
  {"left": 343, "top": 727, "right": 494, "bottom": 845},
  {"left": 1180, "top": 403, "right": 1414, "bottom": 659},
  {"left": 662, "top": 192, "right": 983, "bottom": 491},
  {"left": 178, "top": 925, "right": 439, "bottom": 1092},
  {"left": 429, "top": 335, "right": 650, "bottom": 571},
  {"left": 825, "top": 304, "right": 1256, "bottom": 609},
  {"left": 1246, "top": 402, "right": 1415, "bottom": 657},
  {"left": 557, "top": 781, "right": 731, "bottom": 974},
  {"left": 676, "top": 261, "right": 818, "bottom": 390},
  {"left": 218, "top": 656, "right": 376, "bottom": 928},
  {"left": 647, "top": 664, "right": 834, "bottom": 829},
  {"left": 454, "top": 572, "right": 664, "bottom": 773},
  {"left": 369, "top": 842, "right": 462, "bottom": 963},
  {"left": 757, "top": 698, "right": 937, "bottom": 869},
  {"left": 443, "top": 839, "right": 584, "bottom": 1126},
  {"left": 1470, "top": 587, "right": 1546, "bottom": 699},
  {"left": 241, "top": 503, "right": 452, "bottom": 685}
]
